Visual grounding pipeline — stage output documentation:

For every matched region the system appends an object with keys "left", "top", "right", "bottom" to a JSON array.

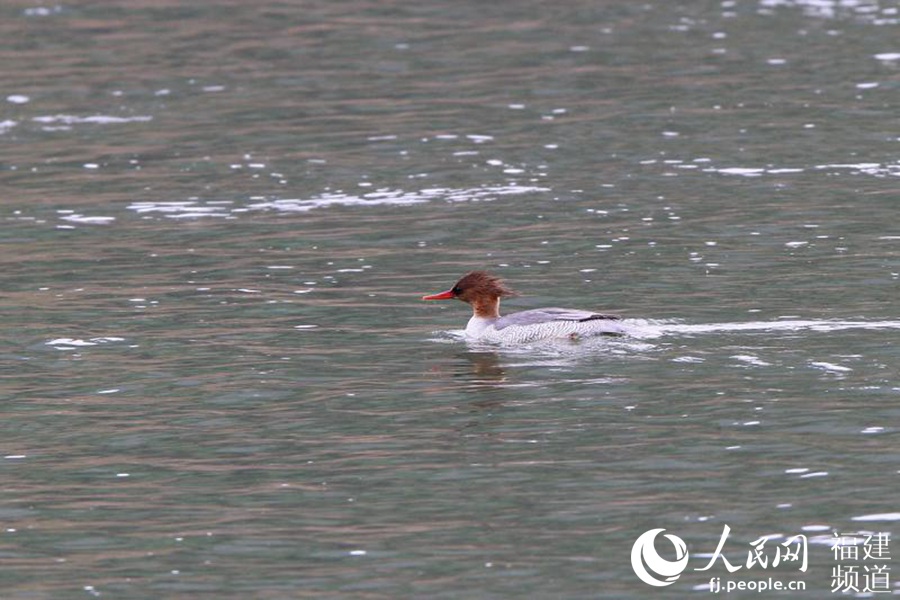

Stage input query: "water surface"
[{"left": 1, "top": 1, "right": 899, "bottom": 598}]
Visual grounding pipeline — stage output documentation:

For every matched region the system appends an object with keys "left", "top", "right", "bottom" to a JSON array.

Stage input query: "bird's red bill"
[{"left": 422, "top": 289, "right": 455, "bottom": 300}]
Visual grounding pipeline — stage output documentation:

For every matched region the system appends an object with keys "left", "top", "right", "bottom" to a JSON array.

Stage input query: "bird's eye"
[{"left": 451, "top": 286, "right": 461, "bottom": 295}]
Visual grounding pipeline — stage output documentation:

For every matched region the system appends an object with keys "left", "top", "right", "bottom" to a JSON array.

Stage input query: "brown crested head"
[{"left": 449, "top": 271, "right": 517, "bottom": 304}]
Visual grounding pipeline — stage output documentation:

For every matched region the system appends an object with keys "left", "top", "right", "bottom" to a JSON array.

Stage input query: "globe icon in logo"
[{"left": 631, "top": 528, "right": 690, "bottom": 587}]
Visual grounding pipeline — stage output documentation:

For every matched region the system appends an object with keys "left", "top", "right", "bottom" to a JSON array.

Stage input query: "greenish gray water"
[{"left": 1, "top": 1, "right": 898, "bottom": 598}]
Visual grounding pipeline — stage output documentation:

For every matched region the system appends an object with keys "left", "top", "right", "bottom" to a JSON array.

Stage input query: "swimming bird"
[{"left": 422, "top": 271, "right": 628, "bottom": 343}]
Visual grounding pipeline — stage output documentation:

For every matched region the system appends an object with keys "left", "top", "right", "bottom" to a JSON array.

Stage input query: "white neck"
[{"left": 465, "top": 315, "right": 497, "bottom": 337}]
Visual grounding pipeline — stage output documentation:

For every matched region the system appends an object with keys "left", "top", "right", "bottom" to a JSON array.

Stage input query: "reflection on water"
[{"left": 2, "top": 0, "right": 899, "bottom": 597}]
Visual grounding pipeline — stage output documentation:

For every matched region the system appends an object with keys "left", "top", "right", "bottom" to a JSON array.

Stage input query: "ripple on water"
[
  {"left": 759, "top": 0, "right": 900, "bottom": 24},
  {"left": 852, "top": 512, "right": 900, "bottom": 522},
  {"left": 809, "top": 361, "right": 853, "bottom": 374},
  {"left": 644, "top": 156, "right": 900, "bottom": 179},
  {"left": 128, "top": 184, "right": 549, "bottom": 218},
  {"left": 45, "top": 337, "right": 126, "bottom": 350},
  {"left": 58, "top": 213, "right": 116, "bottom": 225},
  {"left": 32, "top": 114, "right": 153, "bottom": 129}
]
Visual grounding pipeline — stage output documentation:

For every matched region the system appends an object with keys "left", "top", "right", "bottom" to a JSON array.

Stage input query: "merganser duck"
[{"left": 422, "top": 271, "right": 629, "bottom": 343}]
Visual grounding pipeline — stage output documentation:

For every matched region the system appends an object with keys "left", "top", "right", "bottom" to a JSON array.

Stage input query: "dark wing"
[{"left": 494, "top": 307, "right": 620, "bottom": 331}]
